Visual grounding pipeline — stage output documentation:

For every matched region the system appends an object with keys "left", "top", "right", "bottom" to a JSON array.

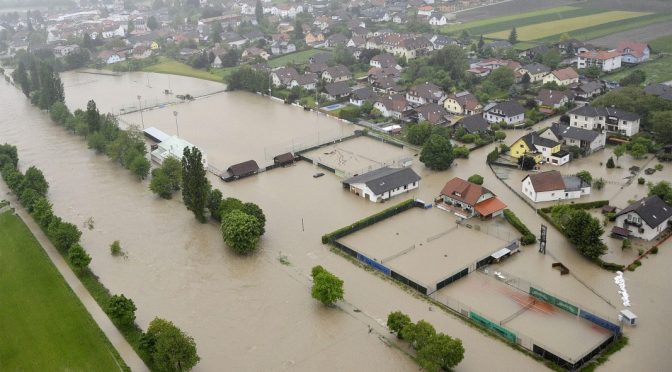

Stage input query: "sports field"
[
  {"left": 0, "top": 211, "right": 126, "bottom": 371},
  {"left": 486, "top": 11, "right": 650, "bottom": 41}
]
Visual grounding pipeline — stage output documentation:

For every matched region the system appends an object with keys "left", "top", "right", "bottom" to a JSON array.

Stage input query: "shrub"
[
  {"left": 503, "top": 209, "right": 536, "bottom": 245},
  {"left": 651, "top": 246, "right": 659, "bottom": 254},
  {"left": 621, "top": 239, "right": 631, "bottom": 250},
  {"left": 655, "top": 164, "right": 663, "bottom": 171},
  {"left": 467, "top": 174, "right": 483, "bottom": 185},
  {"left": 593, "top": 178, "right": 605, "bottom": 190},
  {"left": 387, "top": 311, "right": 412, "bottom": 338},
  {"left": 110, "top": 240, "right": 122, "bottom": 256},
  {"left": 606, "top": 157, "right": 615, "bottom": 168},
  {"left": 452, "top": 146, "right": 470, "bottom": 159},
  {"left": 638, "top": 177, "right": 645, "bottom": 185}
]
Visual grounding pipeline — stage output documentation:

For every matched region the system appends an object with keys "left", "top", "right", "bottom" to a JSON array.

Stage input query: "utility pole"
[
  {"left": 173, "top": 110, "right": 180, "bottom": 137},
  {"left": 137, "top": 95, "right": 144, "bottom": 129}
]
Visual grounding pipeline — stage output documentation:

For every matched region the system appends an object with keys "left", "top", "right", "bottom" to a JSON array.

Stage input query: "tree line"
[
  {"left": 0, "top": 144, "right": 200, "bottom": 372},
  {"left": 12, "top": 52, "right": 64, "bottom": 110}
]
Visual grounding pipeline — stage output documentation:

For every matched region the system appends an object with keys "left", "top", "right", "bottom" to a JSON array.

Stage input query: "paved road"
[{"left": 1, "top": 186, "right": 149, "bottom": 372}]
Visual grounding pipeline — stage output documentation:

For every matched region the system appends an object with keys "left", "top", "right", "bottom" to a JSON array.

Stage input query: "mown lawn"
[
  {"left": 647, "top": 35, "right": 672, "bottom": 54},
  {"left": 441, "top": 5, "right": 581, "bottom": 34},
  {"left": 143, "top": 57, "right": 230, "bottom": 82},
  {"left": 603, "top": 55, "right": 672, "bottom": 84},
  {"left": 486, "top": 11, "right": 650, "bottom": 41},
  {"left": 0, "top": 211, "right": 126, "bottom": 372},
  {"left": 538, "top": 13, "right": 672, "bottom": 43},
  {"left": 268, "top": 49, "right": 326, "bottom": 68}
]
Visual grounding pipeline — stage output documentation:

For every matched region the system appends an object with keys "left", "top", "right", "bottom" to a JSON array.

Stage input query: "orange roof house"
[{"left": 439, "top": 177, "right": 507, "bottom": 219}]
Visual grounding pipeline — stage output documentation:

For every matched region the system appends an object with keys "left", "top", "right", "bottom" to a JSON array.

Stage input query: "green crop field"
[
  {"left": 143, "top": 57, "right": 230, "bottom": 82},
  {"left": 647, "top": 35, "right": 672, "bottom": 54},
  {"left": 603, "top": 56, "right": 672, "bottom": 85},
  {"left": 0, "top": 211, "right": 126, "bottom": 372},
  {"left": 486, "top": 11, "right": 650, "bottom": 41},
  {"left": 268, "top": 49, "right": 326, "bottom": 68},
  {"left": 441, "top": 6, "right": 606, "bottom": 36},
  {"left": 538, "top": 13, "right": 672, "bottom": 43},
  {"left": 440, "top": 5, "right": 580, "bottom": 33}
]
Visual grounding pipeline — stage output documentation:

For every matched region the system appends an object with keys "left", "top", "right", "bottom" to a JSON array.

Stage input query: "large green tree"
[
  {"left": 653, "top": 111, "right": 672, "bottom": 144},
  {"left": 407, "top": 122, "right": 433, "bottom": 146},
  {"left": 417, "top": 333, "right": 465, "bottom": 372},
  {"left": 221, "top": 209, "right": 262, "bottom": 254},
  {"left": 310, "top": 265, "right": 344, "bottom": 306},
  {"left": 106, "top": 294, "right": 137, "bottom": 326},
  {"left": 141, "top": 318, "right": 200, "bottom": 372},
  {"left": 47, "top": 218, "right": 82, "bottom": 253},
  {"left": 401, "top": 320, "right": 436, "bottom": 350},
  {"left": 564, "top": 210, "right": 606, "bottom": 260},
  {"left": 181, "top": 147, "right": 209, "bottom": 223},
  {"left": 68, "top": 243, "right": 92, "bottom": 271},
  {"left": 420, "top": 134, "right": 454, "bottom": 170},
  {"left": 387, "top": 311, "right": 411, "bottom": 338},
  {"left": 22, "top": 166, "right": 49, "bottom": 196}
]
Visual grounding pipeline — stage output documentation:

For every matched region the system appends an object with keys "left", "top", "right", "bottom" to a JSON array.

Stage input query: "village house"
[
  {"left": 370, "top": 53, "right": 398, "bottom": 69},
  {"left": 577, "top": 50, "right": 622, "bottom": 72},
  {"left": 132, "top": 45, "right": 152, "bottom": 59},
  {"left": 415, "top": 103, "right": 449, "bottom": 125},
  {"left": 430, "top": 34, "right": 457, "bottom": 50},
  {"left": 367, "top": 67, "right": 401, "bottom": 83},
  {"left": 417, "top": 5, "right": 434, "bottom": 16},
  {"left": 349, "top": 87, "right": 378, "bottom": 106},
  {"left": 53, "top": 44, "right": 80, "bottom": 57},
  {"left": 323, "top": 82, "right": 352, "bottom": 101},
  {"left": 406, "top": 82, "right": 446, "bottom": 106},
  {"left": 569, "top": 105, "right": 640, "bottom": 137},
  {"left": 483, "top": 101, "right": 525, "bottom": 126},
  {"left": 572, "top": 80, "right": 603, "bottom": 102},
  {"left": 374, "top": 94, "right": 412, "bottom": 119},
  {"left": 271, "top": 67, "right": 299, "bottom": 87},
  {"left": 615, "top": 41, "right": 650, "bottom": 64},
  {"left": 241, "top": 47, "right": 270, "bottom": 61},
  {"left": 342, "top": 167, "right": 420, "bottom": 202},
  {"left": 510, "top": 132, "right": 569, "bottom": 165},
  {"left": 614, "top": 196, "right": 672, "bottom": 241},
  {"left": 519, "top": 63, "right": 550, "bottom": 83},
  {"left": 522, "top": 170, "right": 591, "bottom": 203},
  {"left": 542, "top": 67, "right": 579, "bottom": 86},
  {"left": 371, "top": 78, "right": 405, "bottom": 95},
  {"left": 289, "top": 73, "right": 318, "bottom": 91},
  {"left": 347, "top": 35, "right": 367, "bottom": 49},
  {"left": 455, "top": 115, "right": 490, "bottom": 135},
  {"left": 322, "top": 65, "right": 352, "bottom": 83},
  {"left": 150, "top": 135, "right": 208, "bottom": 168},
  {"left": 428, "top": 12, "right": 447, "bottom": 26},
  {"left": 439, "top": 177, "right": 507, "bottom": 219},
  {"left": 541, "top": 123, "right": 606, "bottom": 154},
  {"left": 305, "top": 31, "right": 325, "bottom": 46},
  {"left": 270, "top": 41, "right": 296, "bottom": 55},
  {"left": 536, "top": 89, "right": 571, "bottom": 110},
  {"left": 443, "top": 91, "right": 481, "bottom": 115},
  {"left": 97, "top": 50, "right": 125, "bottom": 64}
]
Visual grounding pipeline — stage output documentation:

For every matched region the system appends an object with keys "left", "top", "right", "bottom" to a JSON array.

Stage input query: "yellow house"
[
  {"left": 150, "top": 41, "right": 160, "bottom": 50},
  {"left": 510, "top": 132, "right": 569, "bottom": 165}
]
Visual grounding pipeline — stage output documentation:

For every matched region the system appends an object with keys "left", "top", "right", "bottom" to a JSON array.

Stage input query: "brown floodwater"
[{"left": 3, "top": 69, "right": 671, "bottom": 370}]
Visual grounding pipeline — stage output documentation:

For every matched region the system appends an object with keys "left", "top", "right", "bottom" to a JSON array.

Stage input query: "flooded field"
[
  {"left": 300, "top": 136, "right": 415, "bottom": 177},
  {"left": 436, "top": 272, "right": 612, "bottom": 362},
  {"left": 0, "top": 73, "right": 552, "bottom": 371},
  {"left": 340, "top": 207, "right": 511, "bottom": 287}
]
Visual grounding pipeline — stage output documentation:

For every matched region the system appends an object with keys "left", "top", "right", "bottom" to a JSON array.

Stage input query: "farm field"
[
  {"left": 0, "top": 211, "right": 125, "bottom": 372},
  {"left": 589, "top": 22, "right": 672, "bottom": 48},
  {"left": 648, "top": 35, "right": 672, "bottom": 54},
  {"left": 443, "top": 6, "right": 609, "bottom": 36},
  {"left": 540, "top": 13, "right": 672, "bottom": 43},
  {"left": 440, "top": 5, "right": 581, "bottom": 34},
  {"left": 268, "top": 49, "right": 326, "bottom": 68},
  {"left": 143, "top": 57, "right": 231, "bottom": 82},
  {"left": 603, "top": 55, "right": 672, "bottom": 84},
  {"left": 486, "top": 11, "right": 650, "bottom": 41}
]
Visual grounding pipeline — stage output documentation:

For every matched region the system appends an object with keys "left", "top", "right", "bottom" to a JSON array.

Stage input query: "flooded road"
[{"left": 3, "top": 69, "right": 671, "bottom": 370}]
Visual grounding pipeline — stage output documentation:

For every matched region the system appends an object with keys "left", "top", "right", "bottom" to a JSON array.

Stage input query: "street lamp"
[
  {"left": 137, "top": 95, "right": 144, "bottom": 129},
  {"left": 173, "top": 110, "right": 180, "bottom": 137}
]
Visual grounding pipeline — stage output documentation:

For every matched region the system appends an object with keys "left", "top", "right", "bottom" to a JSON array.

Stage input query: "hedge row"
[
  {"left": 538, "top": 200, "right": 610, "bottom": 214},
  {"left": 503, "top": 209, "right": 536, "bottom": 245},
  {"left": 322, "top": 199, "right": 419, "bottom": 244}
]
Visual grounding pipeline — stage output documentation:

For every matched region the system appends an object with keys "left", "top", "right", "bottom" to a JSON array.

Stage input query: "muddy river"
[{"left": 2, "top": 69, "right": 671, "bottom": 371}]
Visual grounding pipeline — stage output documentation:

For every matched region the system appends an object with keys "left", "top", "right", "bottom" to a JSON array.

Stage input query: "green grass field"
[
  {"left": 143, "top": 57, "right": 230, "bottom": 82},
  {"left": 647, "top": 35, "right": 672, "bottom": 54},
  {"left": 268, "top": 49, "right": 326, "bottom": 68},
  {"left": 440, "top": 5, "right": 581, "bottom": 34},
  {"left": 538, "top": 13, "right": 672, "bottom": 43},
  {"left": 603, "top": 55, "right": 672, "bottom": 84},
  {"left": 486, "top": 11, "right": 650, "bottom": 41},
  {"left": 0, "top": 211, "right": 126, "bottom": 371}
]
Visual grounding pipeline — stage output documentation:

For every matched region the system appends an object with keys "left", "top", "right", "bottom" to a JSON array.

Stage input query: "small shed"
[
  {"left": 143, "top": 127, "right": 170, "bottom": 143},
  {"left": 619, "top": 309, "right": 637, "bottom": 326},
  {"left": 221, "top": 160, "right": 259, "bottom": 182},
  {"left": 273, "top": 152, "right": 295, "bottom": 166},
  {"left": 611, "top": 226, "right": 630, "bottom": 238},
  {"left": 602, "top": 205, "right": 617, "bottom": 214}
]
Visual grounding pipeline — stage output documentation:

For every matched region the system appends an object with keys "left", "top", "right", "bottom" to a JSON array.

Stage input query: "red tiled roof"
[
  {"left": 552, "top": 67, "right": 578, "bottom": 81},
  {"left": 616, "top": 41, "right": 648, "bottom": 58},
  {"left": 440, "top": 177, "right": 493, "bottom": 206},
  {"left": 525, "top": 170, "right": 565, "bottom": 192},
  {"left": 475, "top": 197, "right": 507, "bottom": 217},
  {"left": 578, "top": 50, "right": 621, "bottom": 61}
]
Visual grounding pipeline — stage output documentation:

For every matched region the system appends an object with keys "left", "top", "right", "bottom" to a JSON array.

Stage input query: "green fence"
[
  {"left": 530, "top": 287, "right": 579, "bottom": 315},
  {"left": 469, "top": 311, "right": 517, "bottom": 343}
]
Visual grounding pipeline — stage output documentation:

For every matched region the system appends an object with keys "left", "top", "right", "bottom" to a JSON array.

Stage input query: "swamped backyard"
[{"left": 2, "top": 68, "right": 672, "bottom": 371}]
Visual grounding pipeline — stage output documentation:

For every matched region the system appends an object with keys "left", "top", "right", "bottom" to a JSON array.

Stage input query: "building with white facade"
[
  {"left": 483, "top": 101, "right": 525, "bottom": 126},
  {"left": 568, "top": 105, "right": 640, "bottom": 137},
  {"left": 342, "top": 167, "right": 420, "bottom": 202},
  {"left": 577, "top": 50, "right": 622, "bottom": 72},
  {"left": 522, "top": 171, "right": 591, "bottom": 203},
  {"left": 150, "top": 135, "right": 208, "bottom": 168},
  {"left": 614, "top": 196, "right": 672, "bottom": 241}
]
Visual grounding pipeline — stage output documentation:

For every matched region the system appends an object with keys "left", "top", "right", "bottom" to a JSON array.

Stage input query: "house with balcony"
[
  {"left": 406, "top": 82, "right": 446, "bottom": 106},
  {"left": 483, "top": 101, "right": 525, "bottom": 126},
  {"left": 510, "top": 132, "right": 569, "bottom": 165},
  {"left": 577, "top": 50, "right": 622, "bottom": 72},
  {"left": 541, "top": 123, "right": 605, "bottom": 154},
  {"left": 616, "top": 41, "right": 650, "bottom": 64},
  {"left": 439, "top": 177, "right": 507, "bottom": 219},
  {"left": 568, "top": 105, "right": 640, "bottom": 137},
  {"left": 522, "top": 171, "right": 591, "bottom": 203},
  {"left": 444, "top": 91, "right": 481, "bottom": 115},
  {"left": 614, "top": 196, "right": 672, "bottom": 241}
]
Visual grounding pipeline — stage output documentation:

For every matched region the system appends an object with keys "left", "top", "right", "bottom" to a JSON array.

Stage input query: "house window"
[{"left": 404, "top": 185, "right": 408, "bottom": 190}]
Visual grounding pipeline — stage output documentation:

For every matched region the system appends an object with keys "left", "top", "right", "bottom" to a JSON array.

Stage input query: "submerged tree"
[
  {"left": 311, "top": 265, "right": 344, "bottom": 306},
  {"left": 181, "top": 147, "right": 209, "bottom": 223},
  {"left": 141, "top": 317, "right": 200, "bottom": 372}
]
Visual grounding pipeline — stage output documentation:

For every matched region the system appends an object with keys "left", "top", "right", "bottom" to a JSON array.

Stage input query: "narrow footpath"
[{"left": 1, "top": 185, "right": 149, "bottom": 372}]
